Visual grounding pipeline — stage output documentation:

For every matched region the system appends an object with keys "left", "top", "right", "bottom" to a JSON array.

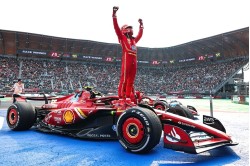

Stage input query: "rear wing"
[{"left": 14, "top": 93, "right": 57, "bottom": 104}]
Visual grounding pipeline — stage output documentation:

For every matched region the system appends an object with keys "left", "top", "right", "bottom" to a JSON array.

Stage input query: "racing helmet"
[{"left": 121, "top": 24, "right": 133, "bottom": 34}]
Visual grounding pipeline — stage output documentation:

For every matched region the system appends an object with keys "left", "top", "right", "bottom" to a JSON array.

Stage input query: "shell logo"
[{"left": 63, "top": 110, "right": 75, "bottom": 124}]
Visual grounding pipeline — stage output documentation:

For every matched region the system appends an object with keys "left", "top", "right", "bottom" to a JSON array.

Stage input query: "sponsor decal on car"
[
  {"left": 42, "top": 104, "right": 57, "bottom": 109},
  {"left": 44, "top": 114, "right": 52, "bottom": 123},
  {"left": 80, "top": 100, "right": 86, "bottom": 103},
  {"left": 63, "top": 110, "right": 75, "bottom": 124},
  {"left": 74, "top": 108, "right": 87, "bottom": 119},
  {"left": 54, "top": 117, "right": 62, "bottom": 124},
  {"left": 56, "top": 110, "right": 62, "bottom": 114},
  {"left": 100, "top": 134, "right": 111, "bottom": 138},
  {"left": 86, "top": 134, "right": 112, "bottom": 138},
  {"left": 166, "top": 127, "right": 181, "bottom": 143},
  {"left": 203, "top": 116, "right": 215, "bottom": 124},
  {"left": 178, "top": 121, "right": 195, "bottom": 128}
]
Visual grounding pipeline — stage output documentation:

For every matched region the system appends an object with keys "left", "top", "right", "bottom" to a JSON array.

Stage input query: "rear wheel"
[
  {"left": 116, "top": 107, "right": 162, "bottom": 153},
  {"left": 154, "top": 101, "right": 168, "bottom": 111},
  {"left": 6, "top": 102, "right": 36, "bottom": 130},
  {"left": 154, "top": 104, "right": 166, "bottom": 110}
]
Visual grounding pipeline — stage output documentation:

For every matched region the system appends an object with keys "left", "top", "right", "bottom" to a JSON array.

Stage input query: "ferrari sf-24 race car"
[
  {"left": 80, "top": 88, "right": 198, "bottom": 120},
  {"left": 6, "top": 90, "right": 237, "bottom": 154}
]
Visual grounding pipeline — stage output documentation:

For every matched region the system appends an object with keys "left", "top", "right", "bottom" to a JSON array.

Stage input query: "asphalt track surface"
[{"left": 0, "top": 98, "right": 249, "bottom": 166}]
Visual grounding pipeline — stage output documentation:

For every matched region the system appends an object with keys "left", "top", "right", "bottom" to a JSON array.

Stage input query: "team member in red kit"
[{"left": 112, "top": 6, "right": 144, "bottom": 102}]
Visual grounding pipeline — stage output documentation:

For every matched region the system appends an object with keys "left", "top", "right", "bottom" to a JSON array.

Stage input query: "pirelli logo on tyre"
[{"left": 135, "top": 110, "right": 149, "bottom": 126}]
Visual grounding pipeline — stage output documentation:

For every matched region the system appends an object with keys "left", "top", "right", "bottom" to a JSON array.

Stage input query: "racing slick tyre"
[
  {"left": 154, "top": 101, "right": 168, "bottom": 111},
  {"left": 187, "top": 105, "right": 198, "bottom": 113},
  {"left": 6, "top": 102, "right": 36, "bottom": 131},
  {"left": 116, "top": 107, "right": 162, "bottom": 153},
  {"left": 167, "top": 105, "right": 195, "bottom": 120}
]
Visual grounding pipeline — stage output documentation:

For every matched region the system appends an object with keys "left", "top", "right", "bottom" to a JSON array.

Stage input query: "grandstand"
[{"left": 0, "top": 27, "right": 249, "bottom": 98}]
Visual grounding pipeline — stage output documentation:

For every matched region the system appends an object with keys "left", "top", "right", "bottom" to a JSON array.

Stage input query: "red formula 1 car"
[{"left": 6, "top": 90, "right": 237, "bottom": 154}]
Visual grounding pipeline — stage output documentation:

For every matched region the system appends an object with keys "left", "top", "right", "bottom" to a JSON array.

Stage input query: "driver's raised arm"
[
  {"left": 112, "top": 6, "right": 122, "bottom": 40},
  {"left": 135, "top": 19, "right": 144, "bottom": 43}
]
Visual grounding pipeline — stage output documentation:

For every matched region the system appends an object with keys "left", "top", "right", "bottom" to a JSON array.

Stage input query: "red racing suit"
[{"left": 113, "top": 16, "right": 143, "bottom": 100}]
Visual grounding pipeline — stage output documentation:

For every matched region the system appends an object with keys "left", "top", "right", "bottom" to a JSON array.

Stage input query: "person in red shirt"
[{"left": 112, "top": 6, "right": 144, "bottom": 102}]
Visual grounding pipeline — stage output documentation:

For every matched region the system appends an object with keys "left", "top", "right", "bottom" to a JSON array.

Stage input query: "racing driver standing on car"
[{"left": 112, "top": 6, "right": 143, "bottom": 103}]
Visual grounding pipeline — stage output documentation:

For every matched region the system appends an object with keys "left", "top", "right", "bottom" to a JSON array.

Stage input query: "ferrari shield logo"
[{"left": 63, "top": 110, "right": 75, "bottom": 124}]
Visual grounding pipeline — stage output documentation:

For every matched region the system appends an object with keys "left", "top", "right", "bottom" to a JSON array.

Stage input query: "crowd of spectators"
[
  {"left": 135, "top": 58, "right": 247, "bottom": 94},
  {"left": 0, "top": 55, "right": 248, "bottom": 95}
]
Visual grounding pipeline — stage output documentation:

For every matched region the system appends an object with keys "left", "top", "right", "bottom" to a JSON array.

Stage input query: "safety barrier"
[{"left": 232, "top": 95, "right": 249, "bottom": 105}]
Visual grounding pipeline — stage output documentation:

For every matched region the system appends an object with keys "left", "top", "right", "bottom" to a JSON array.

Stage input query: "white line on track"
[
  {"left": 151, "top": 161, "right": 194, "bottom": 166},
  {"left": 0, "top": 117, "right": 4, "bottom": 130}
]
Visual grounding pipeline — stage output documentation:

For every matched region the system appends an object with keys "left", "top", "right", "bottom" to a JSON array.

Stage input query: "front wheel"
[
  {"left": 187, "top": 105, "right": 199, "bottom": 115},
  {"left": 116, "top": 107, "right": 162, "bottom": 153},
  {"left": 6, "top": 102, "right": 36, "bottom": 130}
]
